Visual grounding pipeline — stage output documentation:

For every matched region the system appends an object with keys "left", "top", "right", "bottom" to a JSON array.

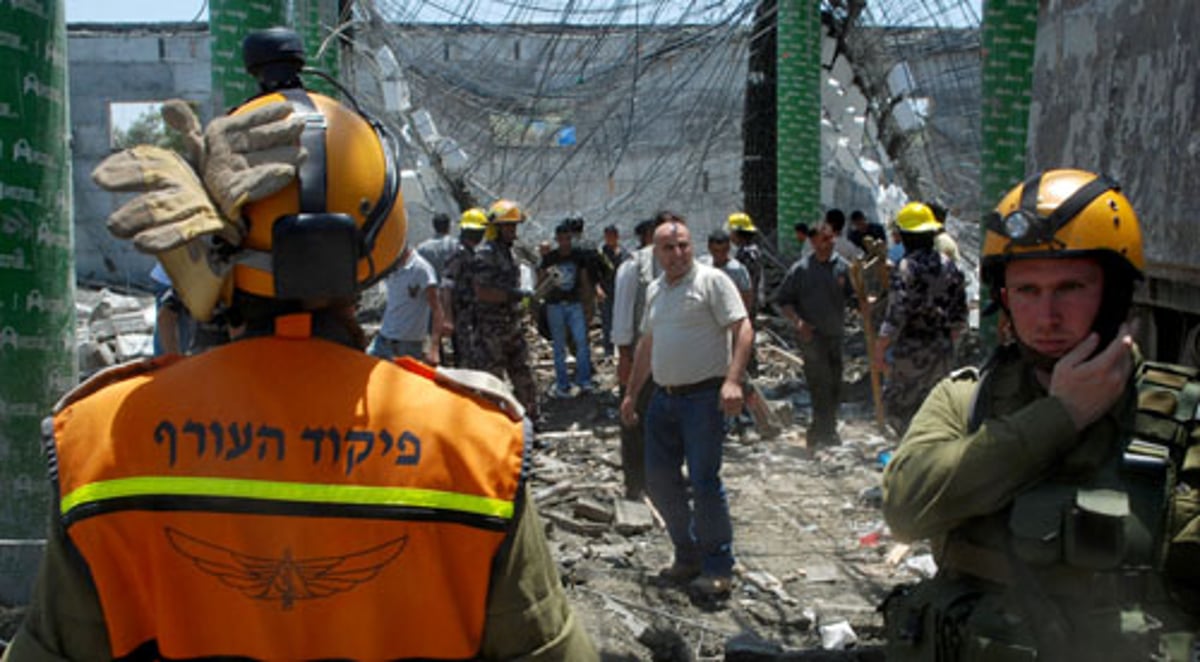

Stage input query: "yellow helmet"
[
  {"left": 234, "top": 91, "right": 405, "bottom": 301},
  {"left": 728, "top": 212, "right": 757, "bottom": 233},
  {"left": 459, "top": 207, "right": 488, "bottom": 231},
  {"left": 982, "top": 169, "right": 1143, "bottom": 277},
  {"left": 895, "top": 202, "right": 941, "bottom": 233},
  {"left": 487, "top": 199, "right": 526, "bottom": 224}
]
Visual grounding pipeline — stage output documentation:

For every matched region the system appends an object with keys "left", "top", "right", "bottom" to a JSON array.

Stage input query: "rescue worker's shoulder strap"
[
  {"left": 53, "top": 355, "right": 182, "bottom": 414},
  {"left": 966, "top": 344, "right": 1021, "bottom": 434},
  {"left": 393, "top": 359, "right": 526, "bottom": 422}
]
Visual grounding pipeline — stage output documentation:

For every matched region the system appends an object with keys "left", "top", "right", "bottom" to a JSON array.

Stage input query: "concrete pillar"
[
  {"left": 776, "top": 0, "right": 821, "bottom": 255},
  {"left": 210, "top": 0, "right": 341, "bottom": 112},
  {"left": 209, "top": 0, "right": 288, "bottom": 112},
  {"left": 980, "top": 0, "right": 1039, "bottom": 345},
  {"left": 0, "top": 0, "right": 75, "bottom": 604}
]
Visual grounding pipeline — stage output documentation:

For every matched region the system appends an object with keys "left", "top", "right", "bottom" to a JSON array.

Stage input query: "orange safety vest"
[{"left": 51, "top": 318, "right": 526, "bottom": 660}]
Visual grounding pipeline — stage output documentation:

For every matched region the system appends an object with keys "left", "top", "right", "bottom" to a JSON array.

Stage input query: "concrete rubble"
[{"left": 9, "top": 282, "right": 971, "bottom": 660}]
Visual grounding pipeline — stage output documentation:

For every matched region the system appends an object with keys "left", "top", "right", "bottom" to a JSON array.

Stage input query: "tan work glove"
[
  {"left": 196, "top": 101, "right": 306, "bottom": 221},
  {"left": 93, "top": 144, "right": 240, "bottom": 253},
  {"left": 92, "top": 144, "right": 234, "bottom": 321}
]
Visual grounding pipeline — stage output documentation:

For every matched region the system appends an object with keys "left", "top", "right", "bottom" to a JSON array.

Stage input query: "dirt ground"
[
  {"left": 2, "top": 297, "right": 952, "bottom": 660},
  {"left": 526, "top": 328, "right": 930, "bottom": 661}
]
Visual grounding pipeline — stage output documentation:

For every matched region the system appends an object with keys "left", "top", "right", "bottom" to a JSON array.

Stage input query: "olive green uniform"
[
  {"left": 882, "top": 346, "right": 1199, "bottom": 660},
  {"left": 3, "top": 489, "right": 596, "bottom": 661}
]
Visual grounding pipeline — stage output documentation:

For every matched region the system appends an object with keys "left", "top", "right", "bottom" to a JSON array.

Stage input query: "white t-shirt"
[
  {"left": 612, "top": 246, "right": 657, "bottom": 347},
  {"left": 378, "top": 251, "right": 438, "bottom": 342},
  {"left": 641, "top": 262, "right": 747, "bottom": 386}
]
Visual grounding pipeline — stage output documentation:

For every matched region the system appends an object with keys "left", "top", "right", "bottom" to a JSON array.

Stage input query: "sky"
[{"left": 66, "top": 0, "right": 208, "bottom": 23}]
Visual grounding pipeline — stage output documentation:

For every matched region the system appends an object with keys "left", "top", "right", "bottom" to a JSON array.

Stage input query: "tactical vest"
[
  {"left": 884, "top": 353, "right": 1200, "bottom": 661},
  {"left": 50, "top": 319, "right": 526, "bottom": 660}
]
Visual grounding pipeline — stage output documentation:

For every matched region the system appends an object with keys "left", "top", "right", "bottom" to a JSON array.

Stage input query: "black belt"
[{"left": 657, "top": 377, "right": 724, "bottom": 396}]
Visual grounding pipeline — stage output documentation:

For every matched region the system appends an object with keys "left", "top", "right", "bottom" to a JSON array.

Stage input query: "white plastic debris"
[{"left": 819, "top": 618, "right": 858, "bottom": 650}]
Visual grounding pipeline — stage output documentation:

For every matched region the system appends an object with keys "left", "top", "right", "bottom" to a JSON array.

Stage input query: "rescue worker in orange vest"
[{"left": 2, "top": 28, "right": 595, "bottom": 661}]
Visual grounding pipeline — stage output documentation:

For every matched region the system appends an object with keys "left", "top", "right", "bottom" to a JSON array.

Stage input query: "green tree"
[{"left": 111, "top": 103, "right": 194, "bottom": 155}]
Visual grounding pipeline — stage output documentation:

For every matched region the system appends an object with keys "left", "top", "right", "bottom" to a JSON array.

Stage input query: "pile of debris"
[{"left": 12, "top": 282, "right": 955, "bottom": 660}]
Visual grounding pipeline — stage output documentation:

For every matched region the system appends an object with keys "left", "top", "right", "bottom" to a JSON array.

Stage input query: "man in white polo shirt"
[{"left": 619, "top": 217, "right": 753, "bottom": 599}]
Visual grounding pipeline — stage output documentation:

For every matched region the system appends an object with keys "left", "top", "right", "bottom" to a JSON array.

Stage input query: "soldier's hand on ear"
[
  {"left": 1049, "top": 324, "right": 1134, "bottom": 430},
  {"left": 202, "top": 100, "right": 306, "bottom": 221}
]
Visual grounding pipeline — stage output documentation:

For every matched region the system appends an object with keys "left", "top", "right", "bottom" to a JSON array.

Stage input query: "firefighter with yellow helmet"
[
  {"left": 470, "top": 198, "right": 541, "bottom": 424},
  {"left": 3, "top": 28, "right": 594, "bottom": 661},
  {"left": 439, "top": 207, "right": 488, "bottom": 368},
  {"left": 881, "top": 169, "right": 1199, "bottom": 660},
  {"left": 873, "top": 201, "right": 968, "bottom": 436}
]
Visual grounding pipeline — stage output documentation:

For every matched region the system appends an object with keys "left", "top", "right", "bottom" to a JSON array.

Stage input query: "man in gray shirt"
[
  {"left": 774, "top": 221, "right": 856, "bottom": 448},
  {"left": 416, "top": 213, "right": 458, "bottom": 279}
]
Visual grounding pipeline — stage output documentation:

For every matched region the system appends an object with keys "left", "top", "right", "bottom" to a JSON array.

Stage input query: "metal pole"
[{"left": 0, "top": 0, "right": 75, "bottom": 604}]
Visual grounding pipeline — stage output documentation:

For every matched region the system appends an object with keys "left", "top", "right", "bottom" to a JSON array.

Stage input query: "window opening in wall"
[
  {"left": 443, "top": 41, "right": 450, "bottom": 61},
  {"left": 514, "top": 41, "right": 520, "bottom": 60},
  {"left": 108, "top": 100, "right": 197, "bottom": 153}
]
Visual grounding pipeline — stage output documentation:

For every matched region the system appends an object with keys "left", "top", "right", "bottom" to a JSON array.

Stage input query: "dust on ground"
[
  {"left": 2, "top": 288, "right": 954, "bottom": 660},
  {"left": 521, "top": 314, "right": 952, "bottom": 661}
]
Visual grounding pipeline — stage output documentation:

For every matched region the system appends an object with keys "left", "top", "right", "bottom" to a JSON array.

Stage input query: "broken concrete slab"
[{"left": 613, "top": 498, "right": 654, "bottom": 535}]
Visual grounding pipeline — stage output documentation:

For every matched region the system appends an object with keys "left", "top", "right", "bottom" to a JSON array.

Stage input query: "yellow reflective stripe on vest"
[{"left": 61, "top": 476, "right": 515, "bottom": 520}]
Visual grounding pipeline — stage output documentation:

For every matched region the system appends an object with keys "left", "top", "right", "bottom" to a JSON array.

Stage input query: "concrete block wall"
[{"left": 69, "top": 25, "right": 211, "bottom": 289}]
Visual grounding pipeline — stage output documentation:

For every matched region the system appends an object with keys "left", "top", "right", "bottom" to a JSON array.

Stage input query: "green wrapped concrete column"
[
  {"left": 0, "top": 0, "right": 75, "bottom": 600},
  {"left": 980, "top": 0, "right": 1038, "bottom": 345},
  {"left": 210, "top": 0, "right": 288, "bottom": 112},
  {"left": 295, "top": 0, "right": 340, "bottom": 97},
  {"left": 776, "top": 0, "right": 821, "bottom": 258},
  {"left": 210, "top": 0, "right": 340, "bottom": 112}
]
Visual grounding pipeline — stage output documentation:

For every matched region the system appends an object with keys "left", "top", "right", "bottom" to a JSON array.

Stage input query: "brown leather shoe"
[
  {"left": 688, "top": 574, "right": 732, "bottom": 598},
  {"left": 657, "top": 561, "right": 702, "bottom": 584}
]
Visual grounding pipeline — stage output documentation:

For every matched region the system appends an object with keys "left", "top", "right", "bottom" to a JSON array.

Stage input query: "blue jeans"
[
  {"left": 644, "top": 384, "right": 734, "bottom": 576},
  {"left": 368, "top": 335, "right": 424, "bottom": 361},
  {"left": 546, "top": 301, "right": 592, "bottom": 390}
]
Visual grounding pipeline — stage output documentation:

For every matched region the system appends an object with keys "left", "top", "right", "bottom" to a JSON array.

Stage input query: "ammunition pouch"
[{"left": 1135, "top": 362, "right": 1200, "bottom": 600}]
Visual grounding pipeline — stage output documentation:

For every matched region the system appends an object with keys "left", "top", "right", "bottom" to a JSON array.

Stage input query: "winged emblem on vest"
[{"left": 165, "top": 527, "right": 408, "bottom": 610}]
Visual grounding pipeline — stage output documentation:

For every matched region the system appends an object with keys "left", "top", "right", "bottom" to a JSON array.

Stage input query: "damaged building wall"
[
  {"left": 68, "top": 21, "right": 979, "bottom": 290},
  {"left": 68, "top": 24, "right": 211, "bottom": 288},
  {"left": 1027, "top": 0, "right": 1198, "bottom": 271},
  {"left": 1026, "top": 0, "right": 1200, "bottom": 363}
]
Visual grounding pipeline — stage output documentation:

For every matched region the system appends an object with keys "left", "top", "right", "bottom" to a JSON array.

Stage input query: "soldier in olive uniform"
[
  {"left": 873, "top": 202, "right": 968, "bottom": 437},
  {"left": 881, "top": 169, "right": 1200, "bottom": 661},
  {"left": 472, "top": 199, "right": 539, "bottom": 422},
  {"left": 440, "top": 207, "right": 488, "bottom": 368}
]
